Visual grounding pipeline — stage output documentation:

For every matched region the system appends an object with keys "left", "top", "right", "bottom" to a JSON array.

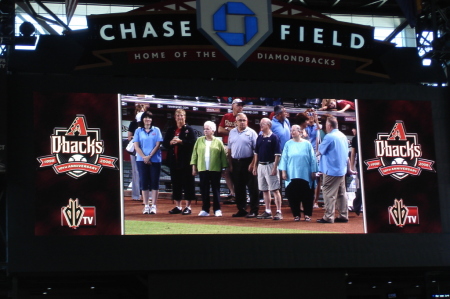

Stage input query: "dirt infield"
[{"left": 124, "top": 195, "right": 365, "bottom": 234}]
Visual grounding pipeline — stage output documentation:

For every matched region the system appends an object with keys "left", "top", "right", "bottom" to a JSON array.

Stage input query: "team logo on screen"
[
  {"left": 364, "top": 121, "right": 435, "bottom": 181},
  {"left": 197, "top": 0, "right": 272, "bottom": 67},
  {"left": 388, "top": 199, "right": 419, "bottom": 227},
  {"left": 37, "top": 115, "right": 118, "bottom": 179},
  {"left": 61, "top": 198, "right": 96, "bottom": 229}
]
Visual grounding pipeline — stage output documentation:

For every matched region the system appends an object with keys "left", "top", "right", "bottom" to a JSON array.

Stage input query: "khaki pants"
[{"left": 322, "top": 174, "right": 348, "bottom": 222}]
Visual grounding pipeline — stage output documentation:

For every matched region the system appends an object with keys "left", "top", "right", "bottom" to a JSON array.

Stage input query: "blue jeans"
[{"left": 137, "top": 161, "right": 161, "bottom": 191}]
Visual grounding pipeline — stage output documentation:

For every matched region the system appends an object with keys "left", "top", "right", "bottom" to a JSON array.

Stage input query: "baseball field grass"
[{"left": 125, "top": 220, "right": 337, "bottom": 234}]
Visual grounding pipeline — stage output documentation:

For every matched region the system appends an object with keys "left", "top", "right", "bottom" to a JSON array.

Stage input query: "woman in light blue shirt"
[
  {"left": 279, "top": 115, "right": 318, "bottom": 222},
  {"left": 134, "top": 110, "right": 163, "bottom": 215}
]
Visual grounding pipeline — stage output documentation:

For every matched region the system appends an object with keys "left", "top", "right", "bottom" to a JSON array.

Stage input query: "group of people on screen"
[{"left": 127, "top": 98, "right": 359, "bottom": 222}]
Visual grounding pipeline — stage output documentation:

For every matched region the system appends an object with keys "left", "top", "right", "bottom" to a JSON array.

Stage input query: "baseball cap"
[{"left": 232, "top": 98, "right": 244, "bottom": 105}]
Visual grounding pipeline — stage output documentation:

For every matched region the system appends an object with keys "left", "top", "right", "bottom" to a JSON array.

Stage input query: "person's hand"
[
  {"left": 347, "top": 168, "right": 357, "bottom": 175},
  {"left": 144, "top": 155, "right": 152, "bottom": 164},
  {"left": 270, "top": 166, "right": 278, "bottom": 176}
]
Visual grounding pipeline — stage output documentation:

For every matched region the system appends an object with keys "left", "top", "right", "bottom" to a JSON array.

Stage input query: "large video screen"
[{"left": 33, "top": 93, "right": 440, "bottom": 236}]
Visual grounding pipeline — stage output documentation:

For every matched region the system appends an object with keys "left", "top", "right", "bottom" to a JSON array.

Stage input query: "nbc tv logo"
[{"left": 61, "top": 198, "right": 96, "bottom": 229}]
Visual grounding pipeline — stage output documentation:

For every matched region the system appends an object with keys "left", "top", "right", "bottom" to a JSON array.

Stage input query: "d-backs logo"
[
  {"left": 37, "top": 115, "right": 118, "bottom": 179},
  {"left": 61, "top": 198, "right": 96, "bottom": 229},
  {"left": 197, "top": 0, "right": 272, "bottom": 67},
  {"left": 364, "top": 121, "right": 435, "bottom": 181},
  {"left": 388, "top": 198, "right": 419, "bottom": 227}
]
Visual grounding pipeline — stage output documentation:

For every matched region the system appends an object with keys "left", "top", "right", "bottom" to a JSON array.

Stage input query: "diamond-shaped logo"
[{"left": 197, "top": 0, "right": 272, "bottom": 67}]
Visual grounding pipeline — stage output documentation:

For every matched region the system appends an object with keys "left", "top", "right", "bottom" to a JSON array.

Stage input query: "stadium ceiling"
[
  {"left": 6, "top": 0, "right": 450, "bottom": 70},
  {"left": 42, "top": 0, "right": 406, "bottom": 16}
]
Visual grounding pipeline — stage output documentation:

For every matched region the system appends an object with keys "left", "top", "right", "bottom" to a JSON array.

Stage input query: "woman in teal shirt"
[
  {"left": 191, "top": 121, "right": 228, "bottom": 217},
  {"left": 279, "top": 116, "right": 318, "bottom": 222}
]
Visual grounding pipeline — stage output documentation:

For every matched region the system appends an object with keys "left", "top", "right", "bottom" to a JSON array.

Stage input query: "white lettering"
[
  {"left": 375, "top": 140, "right": 421, "bottom": 159},
  {"left": 78, "top": 141, "right": 87, "bottom": 154},
  {"left": 82, "top": 217, "right": 94, "bottom": 224},
  {"left": 51, "top": 136, "right": 103, "bottom": 156},
  {"left": 299, "top": 26, "right": 304, "bottom": 42},
  {"left": 350, "top": 33, "right": 364, "bottom": 49},
  {"left": 163, "top": 21, "right": 174, "bottom": 37},
  {"left": 314, "top": 28, "right": 324, "bottom": 44},
  {"left": 407, "top": 216, "right": 416, "bottom": 223},
  {"left": 100, "top": 25, "right": 114, "bottom": 41},
  {"left": 142, "top": 22, "right": 158, "bottom": 38},
  {"left": 332, "top": 30, "right": 342, "bottom": 46},
  {"left": 194, "top": 51, "right": 216, "bottom": 58},
  {"left": 180, "top": 21, "right": 191, "bottom": 36},
  {"left": 120, "top": 23, "right": 136, "bottom": 39},
  {"left": 281, "top": 25, "right": 290, "bottom": 40}
]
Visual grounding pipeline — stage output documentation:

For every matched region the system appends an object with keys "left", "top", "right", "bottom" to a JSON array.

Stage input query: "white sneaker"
[
  {"left": 198, "top": 210, "right": 210, "bottom": 216},
  {"left": 143, "top": 206, "right": 150, "bottom": 214},
  {"left": 150, "top": 205, "right": 156, "bottom": 214},
  {"left": 214, "top": 210, "right": 223, "bottom": 217}
]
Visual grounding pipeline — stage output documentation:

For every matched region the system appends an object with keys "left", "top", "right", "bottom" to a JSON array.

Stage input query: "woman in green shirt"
[{"left": 191, "top": 121, "right": 228, "bottom": 217}]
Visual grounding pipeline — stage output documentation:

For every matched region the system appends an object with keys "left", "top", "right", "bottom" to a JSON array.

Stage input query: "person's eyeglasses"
[
  {"left": 237, "top": 119, "right": 247, "bottom": 122},
  {"left": 307, "top": 112, "right": 314, "bottom": 116}
]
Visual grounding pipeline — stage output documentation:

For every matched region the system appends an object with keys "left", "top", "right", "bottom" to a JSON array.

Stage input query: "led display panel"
[
  {"left": 33, "top": 93, "right": 440, "bottom": 235},
  {"left": 34, "top": 93, "right": 122, "bottom": 235}
]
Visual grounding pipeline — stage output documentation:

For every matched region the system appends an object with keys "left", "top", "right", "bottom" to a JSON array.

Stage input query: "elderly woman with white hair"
[{"left": 191, "top": 121, "right": 228, "bottom": 217}]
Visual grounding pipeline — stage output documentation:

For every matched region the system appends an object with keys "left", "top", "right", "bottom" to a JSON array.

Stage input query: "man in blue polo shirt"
[
  {"left": 228, "top": 113, "right": 259, "bottom": 217},
  {"left": 252, "top": 118, "right": 282, "bottom": 220},
  {"left": 317, "top": 116, "right": 349, "bottom": 223}
]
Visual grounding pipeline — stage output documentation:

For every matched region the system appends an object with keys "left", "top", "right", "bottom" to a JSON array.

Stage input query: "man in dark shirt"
[{"left": 252, "top": 118, "right": 283, "bottom": 220}]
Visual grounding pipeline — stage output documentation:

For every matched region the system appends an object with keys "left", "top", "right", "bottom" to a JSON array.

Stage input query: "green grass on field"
[{"left": 125, "top": 220, "right": 337, "bottom": 235}]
